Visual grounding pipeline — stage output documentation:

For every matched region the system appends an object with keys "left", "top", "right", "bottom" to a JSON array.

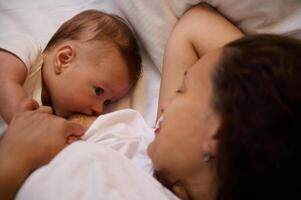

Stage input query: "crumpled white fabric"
[
  {"left": 82, "top": 108, "right": 155, "bottom": 174},
  {"left": 16, "top": 109, "right": 180, "bottom": 200}
]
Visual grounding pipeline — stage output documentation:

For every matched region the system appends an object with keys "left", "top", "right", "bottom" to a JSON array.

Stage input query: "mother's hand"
[{"left": 0, "top": 106, "right": 84, "bottom": 200}]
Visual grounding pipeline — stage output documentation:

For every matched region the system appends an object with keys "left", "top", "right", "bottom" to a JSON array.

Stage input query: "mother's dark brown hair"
[{"left": 213, "top": 34, "right": 301, "bottom": 200}]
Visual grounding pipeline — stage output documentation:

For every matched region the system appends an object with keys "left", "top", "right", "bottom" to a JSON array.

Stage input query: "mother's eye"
[
  {"left": 175, "top": 79, "right": 186, "bottom": 94},
  {"left": 175, "top": 88, "right": 184, "bottom": 94},
  {"left": 94, "top": 87, "right": 104, "bottom": 96},
  {"left": 175, "top": 84, "right": 185, "bottom": 94}
]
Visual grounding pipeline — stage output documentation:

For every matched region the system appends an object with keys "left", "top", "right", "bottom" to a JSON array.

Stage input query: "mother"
[{"left": 149, "top": 34, "right": 301, "bottom": 200}]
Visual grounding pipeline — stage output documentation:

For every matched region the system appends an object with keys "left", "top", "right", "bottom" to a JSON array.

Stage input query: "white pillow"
[{"left": 167, "top": 0, "right": 301, "bottom": 39}]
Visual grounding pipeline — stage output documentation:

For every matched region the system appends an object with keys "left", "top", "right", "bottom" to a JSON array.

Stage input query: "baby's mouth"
[{"left": 154, "top": 115, "right": 164, "bottom": 134}]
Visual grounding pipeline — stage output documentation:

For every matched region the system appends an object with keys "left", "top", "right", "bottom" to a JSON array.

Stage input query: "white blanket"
[{"left": 16, "top": 109, "right": 180, "bottom": 200}]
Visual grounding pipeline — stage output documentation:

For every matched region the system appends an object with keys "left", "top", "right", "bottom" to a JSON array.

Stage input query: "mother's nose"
[{"left": 160, "top": 95, "right": 175, "bottom": 113}]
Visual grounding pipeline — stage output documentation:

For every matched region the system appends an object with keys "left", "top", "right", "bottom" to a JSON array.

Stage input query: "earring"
[{"left": 203, "top": 153, "right": 213, "bottom": 163}]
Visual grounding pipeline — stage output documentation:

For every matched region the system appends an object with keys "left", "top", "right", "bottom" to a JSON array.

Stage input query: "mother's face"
[{"left": 148, "top": 49, "right": 222, "bottom": 183}]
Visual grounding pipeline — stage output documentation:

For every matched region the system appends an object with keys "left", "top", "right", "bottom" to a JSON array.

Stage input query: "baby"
[{"left": 0, "top": 10, "right": 142, "bottom": 134}]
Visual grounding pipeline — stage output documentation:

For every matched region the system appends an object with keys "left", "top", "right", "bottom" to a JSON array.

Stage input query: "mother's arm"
[{"left": 157, "top": 4, "right": 243, "bottom": 117}]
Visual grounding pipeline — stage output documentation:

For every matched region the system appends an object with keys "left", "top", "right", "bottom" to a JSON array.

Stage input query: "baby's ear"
[{"left": 54, "top": 44, "right": 76, "bottom": 74}]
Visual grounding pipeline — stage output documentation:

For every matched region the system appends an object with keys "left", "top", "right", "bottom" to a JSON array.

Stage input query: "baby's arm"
[
  {"left": 0, "top": 50, "right": 37, "bottom": 123},
  {"left": 157, "top": 4, "right": 243, "bottom": 117}
]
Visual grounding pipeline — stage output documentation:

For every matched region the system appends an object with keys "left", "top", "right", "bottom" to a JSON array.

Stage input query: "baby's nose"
[{"left": 91, "top": 104, "right": 104, "bottom": 116}]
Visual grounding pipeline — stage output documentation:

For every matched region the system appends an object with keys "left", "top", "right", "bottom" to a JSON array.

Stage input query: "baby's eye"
[
  {"left": 95, "top": 87, "right": 104, "bottom": 96},
  {"left": 104, "top": 99, "right": 111, "bottom": 106}
]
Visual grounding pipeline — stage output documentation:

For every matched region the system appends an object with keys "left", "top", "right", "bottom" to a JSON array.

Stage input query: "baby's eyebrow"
[{"left": 99, "top": 81, "right": 115, "bottom": 95}]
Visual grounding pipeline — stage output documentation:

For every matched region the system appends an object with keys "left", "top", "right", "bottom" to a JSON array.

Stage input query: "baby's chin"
[{"left": 68, "top": 114, "right": 97, "bottom": 130}]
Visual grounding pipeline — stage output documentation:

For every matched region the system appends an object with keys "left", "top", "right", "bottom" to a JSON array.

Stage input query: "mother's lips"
[{"left": 154, "top": 115, "right": 164, "bottom": 134}]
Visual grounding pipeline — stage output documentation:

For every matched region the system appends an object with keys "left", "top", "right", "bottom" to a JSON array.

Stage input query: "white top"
[{"left": 16, "top": 109, "right": 180, "bottom": 200}]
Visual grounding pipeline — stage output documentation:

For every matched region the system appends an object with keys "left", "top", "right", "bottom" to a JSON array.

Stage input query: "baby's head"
[{"left": 42, "top": 10, "right": 141, "bottom": 117}]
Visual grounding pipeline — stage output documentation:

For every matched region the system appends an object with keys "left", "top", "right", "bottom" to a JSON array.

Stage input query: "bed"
[
  {"left": 1, "top": 0, "right": 301, "bottom": 199},
  {"left": 1, "top": 0, "right": 301, "bottom": 127}
]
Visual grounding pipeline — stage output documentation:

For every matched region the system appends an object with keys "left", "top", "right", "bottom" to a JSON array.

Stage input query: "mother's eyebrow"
[{"left": 184, "top": 70, "right": 188, "bottom": 84}]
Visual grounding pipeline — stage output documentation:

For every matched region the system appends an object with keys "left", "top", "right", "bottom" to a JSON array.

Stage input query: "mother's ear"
[
  {"left": 54, "top": 44, "right": 76, "bottom": 74},
  {"left": 202, "top": 113, "right": 220, "bottom": 163}
]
